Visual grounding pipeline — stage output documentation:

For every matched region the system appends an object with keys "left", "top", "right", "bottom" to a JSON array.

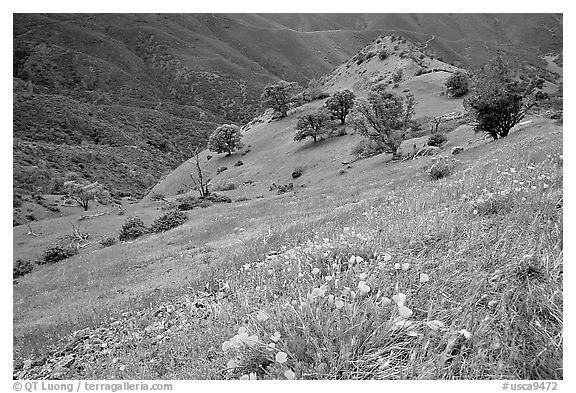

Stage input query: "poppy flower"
[
  {"left": 398, "top": 305, "right": 413, "bottom": 319},
  {"left": 256, "top": 311, "right": 270, "bottom": 322},
  {"left": 276, "top": 351, "right": 288, "bottom": 363},
  {"left": 392, "top": 293, "right": 406, "bottom": 306},
  {"left": 222, "top": 341, "right": 232, "bottom": 351}
]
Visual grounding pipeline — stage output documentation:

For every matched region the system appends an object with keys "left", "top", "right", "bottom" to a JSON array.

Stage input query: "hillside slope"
[{"left": 13, "top": 14, "right": 562, "bottom": 199}]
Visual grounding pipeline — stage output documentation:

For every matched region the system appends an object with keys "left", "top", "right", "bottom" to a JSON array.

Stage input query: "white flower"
[
  {"left": 256, "top": 311, "right": 269, "bottom": 322},
  {"left": 348, "top": 255, "right": 356, "bottom": 264},
  {"left": 402, "top": 263, "right": 410, "bottom": 270},
  {"left": 222, "top": 341, "right": 232, "bottom": 351},
  {"left": 227, "top": 359, "right": 238, "bottom": 369},
  {"left": 458, "top": 329, "right": 472, "bottom": 339},
  {"left": 284, "top": 369, "right": 296, "bottom": 380},
  {"left": 335, "top": 299, "right": 345, "bottom": 309},
  {"left": 382, "top": 253, "right": 392, "bottom": 262},
  {"left": 394, "top": 263, "right": 401, "bottom": 270},
  {"left": 270, "top": 332, "right": 281, "bottom": 342},
  {"left": 419, "top": 273, "right": 429, "bottom": 283},
  {"left": 398, "top": 305, "right": 413, "bottom": 319},
  {"left": 238, "top": 327, "right": 248, "bottom": 335},
  {"left": 325, "top": 275, "right": 333, "bottom": 282},
  {"left": 312, "top": 267, "right": 320, "bottom": 275},
  {"left": 379, "top": 297, "right": 392, "bottom": 306},
  {"left": 358, "top": 273, "right": 367, "bottom": 280},
  {"left": 357, "top": 281, "right": 371, "bottom": 295},
  {"left": 355, "top": 256, "right": 364, "bottom": 263},
  {"left": 392, "top": 293, "right": 406, "bottom": 307},
  {"left": 275, "top": 351, "right": 288, "bottom": 363}
]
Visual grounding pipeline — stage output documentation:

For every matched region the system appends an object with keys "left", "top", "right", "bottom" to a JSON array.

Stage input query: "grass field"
[{"left": 13, "top": 116, "right": 562, "bottom": 379}]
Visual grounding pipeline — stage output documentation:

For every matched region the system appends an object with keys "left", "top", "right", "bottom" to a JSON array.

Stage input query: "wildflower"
[
  {"left": 298, "top": 272, "right": 304, "bottom": 278},
  {"left": 334, "top": 278, "right": 340, "bottom": 288},
  {"left": 238, "top": 327, "right": 248, "bottom": 335},
  {"left": 328, "top": 294, "right": 334, "bottom": 304},
  {"left": 222, "top": 341, "right": 232, "bottom": 351},
  {"left": 348, "top": 255, "right": 356, "bottom": 264},
  {"left": 256, "top": 311, "right": 269, "bottom": 322},
  {"left": 488, "top": 300, "right": 498, "bottom": 308},
  {"left": 275, "top": 351, "right": 288, "bottom": 364},
  {"left": 394, "top": 263, "right": 401, "bottom": 270},
  {"left": 379, "top": 297, "right": 392, "bottom": 306},
  {"left": 357, "top": 281, "right": 371, "bottom": 295},
  {"left": 268, "top": 269, "right": 274, "bottom": 275},
  {"left": 350, "top": 290, "right": 357, "bottom": 299},
  {"left": 355, "top": 256, "right": 364, "bottom": 263},
  {"left": 392, "top": 293, "right": 406, "bottom": 307},
  {"left": 270, "top": 332, "right": 281, "bottom": 342},
  {"left": 398, "top": 305, "right": 413, "bottom": 319},
  {"left": 311, "top": 286, "right": 326, "bottom": 298},
  {"left": 227, "top": 359, "right": 238, "bottom": 369},
  {"left": 419, "top": 273, "right": 429, "bottom": 283},
  {"left": 458, "top": 329, "right": 472, "bottom": 339},
  {"left": 402, "top": 263, "right": 410, "bottom": 270},
  {"left": 267, "top": 342, "right": 276, "bottom": 351},
  {"left": 325, "top": 275, "right": 333, "bottom": 282},
  {"left": 359, "top": 273, "right": 367, "bottom": 280},
  {"left": 312, "top": 267, "right": 320, "bottom": 275},
  {"left": 242, "top": 263, "right": 251, "bottom": 271},
  {"left": 284, "top": 369, "right": 296, "bottom": 380},
  {"left": 335, "top": 299, "right": 345, "bottom": 309},
  {"left": 382, "top": 253, "right": 392, "bottom": 261}
]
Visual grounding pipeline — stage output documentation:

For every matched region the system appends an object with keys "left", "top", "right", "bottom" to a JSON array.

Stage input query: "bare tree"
[{"left": 183, "top": 147, "right": 211, "bottom": 197}]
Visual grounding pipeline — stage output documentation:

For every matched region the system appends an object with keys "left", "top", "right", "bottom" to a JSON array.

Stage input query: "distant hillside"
[{"left": 13, "top": 13, "right": 562, "bottom": 199}]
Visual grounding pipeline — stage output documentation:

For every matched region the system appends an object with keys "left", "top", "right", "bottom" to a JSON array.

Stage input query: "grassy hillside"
[
  {"left": 13, "top": 14, "right": 562, "bottom": 199},
  {"left": 13, "top": 116, "right": 562, "bottom": 379}
]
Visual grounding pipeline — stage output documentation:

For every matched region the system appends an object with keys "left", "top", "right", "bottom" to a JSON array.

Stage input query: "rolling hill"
[{"left": 13, "top": 13, "right": 562, "bottom": 200}]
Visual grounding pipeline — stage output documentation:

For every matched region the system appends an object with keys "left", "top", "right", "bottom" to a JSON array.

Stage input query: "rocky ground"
[{"left": 14, "top": 287, "right": 231, "bottom": 380}]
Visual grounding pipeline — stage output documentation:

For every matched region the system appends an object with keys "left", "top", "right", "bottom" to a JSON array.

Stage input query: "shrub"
[
  {"left": 177, "top": 196, "right": 202, "bottom": 211},
  {"left": 445, "top": 71, "right": 470, "bottom": 97},
  {"left": 378, "top": 49, "right": 389, "bottom": 60},
  {"left": 207, "top": 193, "right": 232, "bottom": 204},
  {"left": 150, "top": 211, "right": 188, "bottom": 233},
  {"left": 292, "top": 167, "right": 304, "bottom": 179},
  {"left": 427, "top": 133, "right": 448, "bottom": 147},
  {"left": 40, "top": 245, "right": 77, "bottom": 265},
  {"left": 392, "top": 69, "right": 403, "bottom": 83},
  {"left": 217, "top": 166, "right": 228, "bottom": 175},
  {"left": 277, "top": 183, "right": 294, "bottom": 194},
  {"left": 118, "top": 217, "right": 148, "bottom": 241},
  {"left": 235, "top": 196, "right": 250, "bottom": 202},
  {"left": 235, "top": 160, "right": 244, "bottom": 167},
  {"left": 214, "top": 183, "right": 236, "bottom": 192},
  {"left": 13, "top": 259, "right": 34, "bottom": 278},
  {"left": 351, "top": 139, "right": 385, "bottom": 158},
  {"left": 426, "top": 157, "right": 458, "bottom": 180},
  {"left": 99, "top": 237, "right": 116, "bottom": 247},
  {"left": 150, "top": 193, "right": 166, "bottom": 202},
  {"left": 471, "top": 191, "right": 514, "bottom": 216},
  {"left": 25, "top": 213, "right": 36, "bottom": 221}
]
